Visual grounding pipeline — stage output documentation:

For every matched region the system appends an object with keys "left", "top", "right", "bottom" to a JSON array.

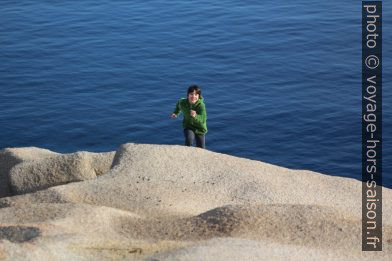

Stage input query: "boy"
[{"left": 170, "top": 85, "right": 207, "bottom": 148}]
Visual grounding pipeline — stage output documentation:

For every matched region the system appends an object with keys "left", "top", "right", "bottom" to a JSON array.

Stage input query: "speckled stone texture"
[{"left": 0, "top": 143, "right": 390, "bottom": 260}]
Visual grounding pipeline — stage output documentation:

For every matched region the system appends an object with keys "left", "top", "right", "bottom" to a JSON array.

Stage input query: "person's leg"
[
  {"left": 184, "top": 128, "right": 195, "bottom": 146},
  {"left": 195, "top": 134, "right": 206, "bottom": 149}
]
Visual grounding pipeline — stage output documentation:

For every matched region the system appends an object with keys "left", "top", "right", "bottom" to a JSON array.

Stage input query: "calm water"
[{"left": 1, "top": 0, "right": 391, "bottom": 187}]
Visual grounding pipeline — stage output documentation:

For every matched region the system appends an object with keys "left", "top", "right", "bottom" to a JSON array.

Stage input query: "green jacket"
[{"left": 173, "top": 97, "right": 208, "bottom": 135}]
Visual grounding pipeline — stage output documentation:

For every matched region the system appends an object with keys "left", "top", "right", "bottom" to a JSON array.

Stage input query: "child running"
[{"left": 170, "top": 85, "right": 208, "bottom": 148}]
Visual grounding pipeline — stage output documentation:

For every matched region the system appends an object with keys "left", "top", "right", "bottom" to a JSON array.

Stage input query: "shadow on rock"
[{"left": 0, "top": 226, "right": 41, "bottom": 243}]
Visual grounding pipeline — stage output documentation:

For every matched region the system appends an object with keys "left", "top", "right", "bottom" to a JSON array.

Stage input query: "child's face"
[{"left": 188, "top": 91, "right": 199, "bottom": 104}]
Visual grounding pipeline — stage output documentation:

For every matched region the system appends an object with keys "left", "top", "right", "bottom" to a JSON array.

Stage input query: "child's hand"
[
  {"left": 190, "top": 110, "right": 196, "bottom": 117},
  {"left": 170, "top": 113, "right": 177, "bottom": 119}
]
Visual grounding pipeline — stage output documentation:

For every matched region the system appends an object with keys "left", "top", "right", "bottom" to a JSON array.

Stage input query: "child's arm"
[
  {"left": 172, "top": 99, "right": 182, "bottom": 116},
  {"left": 192, "top": 104, "right": 207, "bottom": 125}
]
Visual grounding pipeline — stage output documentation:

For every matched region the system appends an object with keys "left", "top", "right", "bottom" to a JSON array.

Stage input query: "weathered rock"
[
  {"left": 0, "top": 147, "right": 55, "bottom": 197},
  {"left": 0, "top": 147, "right": 115, "bottom": 196},
  {"left": 0, "top": 143, "right": 390, "bottom": 260}
]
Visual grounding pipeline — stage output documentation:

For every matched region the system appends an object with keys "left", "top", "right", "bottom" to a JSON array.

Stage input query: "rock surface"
[
  {"left": 0, "top": 143, "right": 390, "bottom": 260},
  {"left": 0, "top": 147, "right": 115, "bottom": 196}
]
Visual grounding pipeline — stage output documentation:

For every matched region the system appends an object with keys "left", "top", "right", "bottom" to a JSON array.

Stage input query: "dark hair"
[{"left": 187, "top": 84, "right": 202, "bottom": 98}]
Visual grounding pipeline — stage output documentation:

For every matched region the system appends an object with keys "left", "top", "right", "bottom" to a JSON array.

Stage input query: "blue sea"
[{"left": 0, "top": 0, "right": 391, "bottom": 187}]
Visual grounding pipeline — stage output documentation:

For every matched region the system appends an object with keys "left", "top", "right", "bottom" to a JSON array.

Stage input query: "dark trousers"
[{"left": 184, "top": 128, "right": 205, "bottom": 149}]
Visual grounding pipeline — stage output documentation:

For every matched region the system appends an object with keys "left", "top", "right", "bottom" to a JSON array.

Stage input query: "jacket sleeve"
[
  {"left": 173, "top": 99, "right": 182, "bottom": 115},
  {"left": 193, "top": 103, "right": 207, "bottom": 126}
]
